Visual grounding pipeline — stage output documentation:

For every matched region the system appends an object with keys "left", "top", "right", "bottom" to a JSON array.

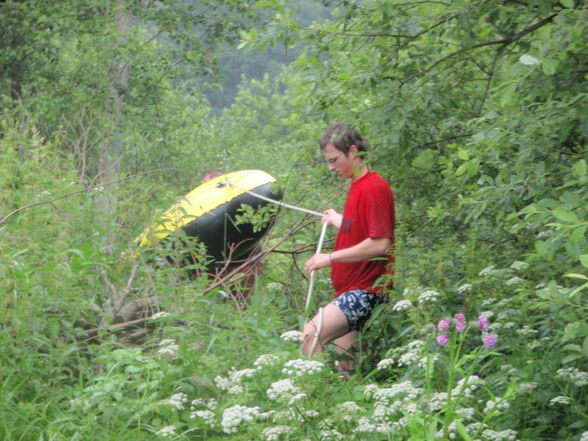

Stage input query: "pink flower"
[
  {"left": 436, "top": 333, "right": 450, "bottom": 346},
  {"left": 479, "top": 316, "right": 490, "bottom": 332},
  {"left": 454, "top": 313, "right": 466, "bottom": 323},
  {"left": 482, "top": 334, "right": 497, "bottom": 348},
  {"left": 437, "top": 318, "right": 452, "bottom": 331},
  {"left": 455, "top": 320, "right": 466, "bottom": 333}
]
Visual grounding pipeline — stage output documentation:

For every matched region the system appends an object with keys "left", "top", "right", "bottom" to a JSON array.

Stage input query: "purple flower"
[
  {"left": 454, "top": 313, "right": 466, "bottom": 323},
  {"left": 436, "top": 333, "right": 450, "bottom": 346},
  {"left": 455, "top": 320, "right": 466, "bottom": 333},
  {"left": 437, "top": 318, "right": 452, "bottom": 331},
  {"left": 479, "top": 316, "right": 490, "bottom": 332},
  {"left": 482, "top": 334, "right": 497, "bottom": 348}
]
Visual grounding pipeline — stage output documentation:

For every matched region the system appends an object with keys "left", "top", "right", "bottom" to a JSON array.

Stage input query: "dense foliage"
[{"left": 0, "top": 0, "right": 586, "bottom": 440}]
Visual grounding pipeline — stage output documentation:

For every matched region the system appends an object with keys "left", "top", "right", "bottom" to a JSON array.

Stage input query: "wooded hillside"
[{"left": 1, "top": 1, "right": 586, "bottom": 440}]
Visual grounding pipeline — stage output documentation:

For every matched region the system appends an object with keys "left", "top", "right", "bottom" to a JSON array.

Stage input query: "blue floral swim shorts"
[{"left": 331, "top": 289, "right": 388, "bottom": 331}]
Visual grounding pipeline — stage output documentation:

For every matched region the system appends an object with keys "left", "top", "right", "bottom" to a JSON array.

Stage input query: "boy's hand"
[
  {"left": 322, "top": 209, "right": 342, "bottom": 229},
  {"left": 305, "top": 253, "right": 332, "bottom": 273}
]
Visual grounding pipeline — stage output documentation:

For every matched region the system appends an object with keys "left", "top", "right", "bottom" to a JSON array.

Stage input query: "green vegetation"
[{"left": 1, "top": 0, "right": 586, "bottom": 440}]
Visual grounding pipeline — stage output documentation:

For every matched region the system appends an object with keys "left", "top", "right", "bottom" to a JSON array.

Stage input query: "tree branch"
[{"left": 399, "top": 13, "right": 558, "bottom": 83}]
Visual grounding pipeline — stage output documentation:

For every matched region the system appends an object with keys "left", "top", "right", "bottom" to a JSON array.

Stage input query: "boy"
[{"left": 302, "top": 123, "right": 395, "bottom": 376}]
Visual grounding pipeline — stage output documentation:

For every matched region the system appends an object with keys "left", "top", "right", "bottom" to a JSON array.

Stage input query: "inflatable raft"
[{"left": 135, "top": 170, "right": 281, "bottom": 267}]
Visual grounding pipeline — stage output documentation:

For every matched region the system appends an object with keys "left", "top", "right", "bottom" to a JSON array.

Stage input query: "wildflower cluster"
[
  {"left": 166, "top": 392, "right": 188, "bottom": 410},
  {"left": 418, "top": 289, "right": 440, "bottom": 305},
  {"left": 266, "top": 378, "right": 305, "bottom": 403},
  {"left": 215, "top": 368, "right": 256, "bottom": 395},
  {"left": 262, "top": 425, "right": 293, "bottom": 440},
  {"left": 282, "top": 359, "right": 324, "bottom": 376},
  {"left": 156, "top": 339, "right": 179, "bottom": 357},
  {"left": 556, "top": 367, "right": 588, "bottom": 387},
  {"left": 433, "top": 313, "right": 498, "bottom": 348},
  {"left": 280, "top": 330, "right": 303, "bottom": 342},
  {"left": 221, "top": 405, "right": 261, "bottom": 433}
]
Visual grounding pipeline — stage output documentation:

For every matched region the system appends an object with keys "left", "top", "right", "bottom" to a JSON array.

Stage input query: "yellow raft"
[{"left": 135, "top": 170, "right": 280, "bottom": 267}]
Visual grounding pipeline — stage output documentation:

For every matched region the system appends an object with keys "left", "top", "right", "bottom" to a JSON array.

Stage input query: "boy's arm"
[{"left": 304, "top": 237, "right": 391, "bottom": 273}]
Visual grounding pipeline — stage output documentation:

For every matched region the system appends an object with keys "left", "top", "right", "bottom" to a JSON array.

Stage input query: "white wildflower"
[
  {"left": 167, "top": 392, "right": 188, "bottom": 409},
  {"left": 221, "top": 405, "right": 260, "bottom": 434},
  {"left": 451, "top": 375, "right": 483, "bottom": 399},
  {"left": 190, "top": 409, "right": 215, "bottom": 426},
  {"left": 156, "top": 425, "right": 176, "bottom": 437},
  {"left": 191, "top": 398, "right": 217, "bottom": 410},
  {"left": 402, "top": 288, "right": 412, "bottom": 296},
  {"left": 214, "top": 375, "right": 243, "bottom": 395},
  {"left": 229, "top": 368, "right": 256, "bottom": 383},
  {"left": 483, "top": 397, "right": 510, "bottom": 414},
  {"left": 482, "top": 428, "right": 518, "bottom": 440},
  {"left": 519, "top": 54, "right": 539, "bottom": 65},
  {"left": 418, "top": 290, "right": 439, "bottom": 305},
  {"left": 510, "top": 261, "right": 529, "bottom": 270},
  {"left": 517, "top": 325, "right": 538, "bottom": 336},
  {"left": 580, "top": 431, "right": 588, "bottom": 441},
  {"left": 430, "top": 392, "right": 449, "bottom": 411},
  {"left": 150, "top": 311, "right": 170, "bottom": 319},
  {"left": 457, "top": 283, "right": 472, "bottom": 294},
  {"left": 557, "top": 367, "right": 588, "bottom": 387},
  {"left": 288, "top": 392, "right": 308, "bottom": 405},
  {"left": 481, "top": 298, "right": 496, "bottom": 307},
  {"left": 267, "top": 379, "right": 302, "bottom": 402},
  {"left": 282, "top": 359, "right": 324, "bottom": 376},
  {"left": 549, "top": 395, "right": 571, "bottom": 405},
  {"left": 339, "top": 401, "right": 363, "bottom": 413},
  {"left": 254, "top": 354, "right": 281, "bottom": 370},
  {"left": 377, "top": 358, "right": 395, "bottom": 370},
  {"left": 479, "top": 265, "right": 496, "bottom": 276},
  {"left": 456, "top": 407, "right": 476, "bottom": 419},
  {"left": 320, "top": 429, "right": 344, "bottom": 440},
  {"left": 280, "top": 330, "right": 303, "bottom": 342},
  {"left": 156, "top": 339, "right": 179, "bottom": 357},
  {"left": 355, "top": 417, "right": 377, "bottom": 433},
  {"left": 392, "top": 299, "right": 413, "bottom": 311},
  {"left": 505, "top": 276, "right": 524, "bottom": 286},
  {"left": 262, "top": 425, "right": 293, "bottom": 440}
]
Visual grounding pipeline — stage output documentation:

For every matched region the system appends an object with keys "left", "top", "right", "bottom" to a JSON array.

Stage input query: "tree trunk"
[{"left": 95, "top": 0, "right": 130, "bottom": 254}]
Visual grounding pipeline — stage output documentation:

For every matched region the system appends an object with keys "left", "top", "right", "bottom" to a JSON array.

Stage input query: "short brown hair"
[
  {"left": 319, "top": 123, "right": 368, "bottom": 156},
  {"left": 201, "top": 168, "right": 224, "bottom": 183}
]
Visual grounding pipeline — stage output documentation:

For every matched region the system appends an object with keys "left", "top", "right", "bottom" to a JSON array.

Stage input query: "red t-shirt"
[{"left": 331, "top": 171, "right": 395, "bottom": 297}]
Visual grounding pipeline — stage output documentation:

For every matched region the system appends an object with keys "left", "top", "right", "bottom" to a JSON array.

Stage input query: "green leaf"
[
  {"left": 570, "top": 226, "right": 587, "bottom": 244},
  {"left": 573, "top": 159, "right": 587, "bottom": 177},
  {"left": 580, "top": 255, "right": 588, "bottom": 268},
  {"left": 552, "top": 208, "right": 579, "bottom": 224},
  {"left": 560, "top": 0, "right": 574, "bottom": 7},
  {"left": 565, "top": 273, "right": 588, "bottom": 280},
  {"left": 457, "top": 150, "right": 470, "bottom": 161},
  {"left": 542, "top": 58, "right": 559, "bottom": 75}
]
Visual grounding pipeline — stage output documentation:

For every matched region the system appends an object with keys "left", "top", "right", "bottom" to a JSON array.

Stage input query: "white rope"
[
  {"left": 305, "top": 221, "right": 328, "bottom": 314},
  {"left": 225, "top": 178, "right": 323, "bottom": 217},
  {"left": 308, "top": 307, "right": 324, "bottom": 356}
]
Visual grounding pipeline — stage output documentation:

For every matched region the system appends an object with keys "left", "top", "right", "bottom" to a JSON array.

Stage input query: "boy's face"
[{"left": 322, "top": 143, "right": 361, "bottom": 180}]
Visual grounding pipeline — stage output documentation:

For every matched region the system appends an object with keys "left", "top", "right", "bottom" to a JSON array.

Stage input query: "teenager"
[{"left": 302, "top": 123, "right": 395, "bottom": 376}]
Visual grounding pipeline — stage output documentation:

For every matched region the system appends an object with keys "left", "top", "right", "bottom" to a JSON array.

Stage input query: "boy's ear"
[{"left": 349, "top": 144, "right": 359, "bottom": 157}]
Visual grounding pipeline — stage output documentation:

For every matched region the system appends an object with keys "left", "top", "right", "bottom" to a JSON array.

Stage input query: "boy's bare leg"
[
  {"left": 300, "top": 303, "right": 349, "bottom": 356},
  {"left": 334, "top": 330, "right": 359, "bottom": 376}
]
